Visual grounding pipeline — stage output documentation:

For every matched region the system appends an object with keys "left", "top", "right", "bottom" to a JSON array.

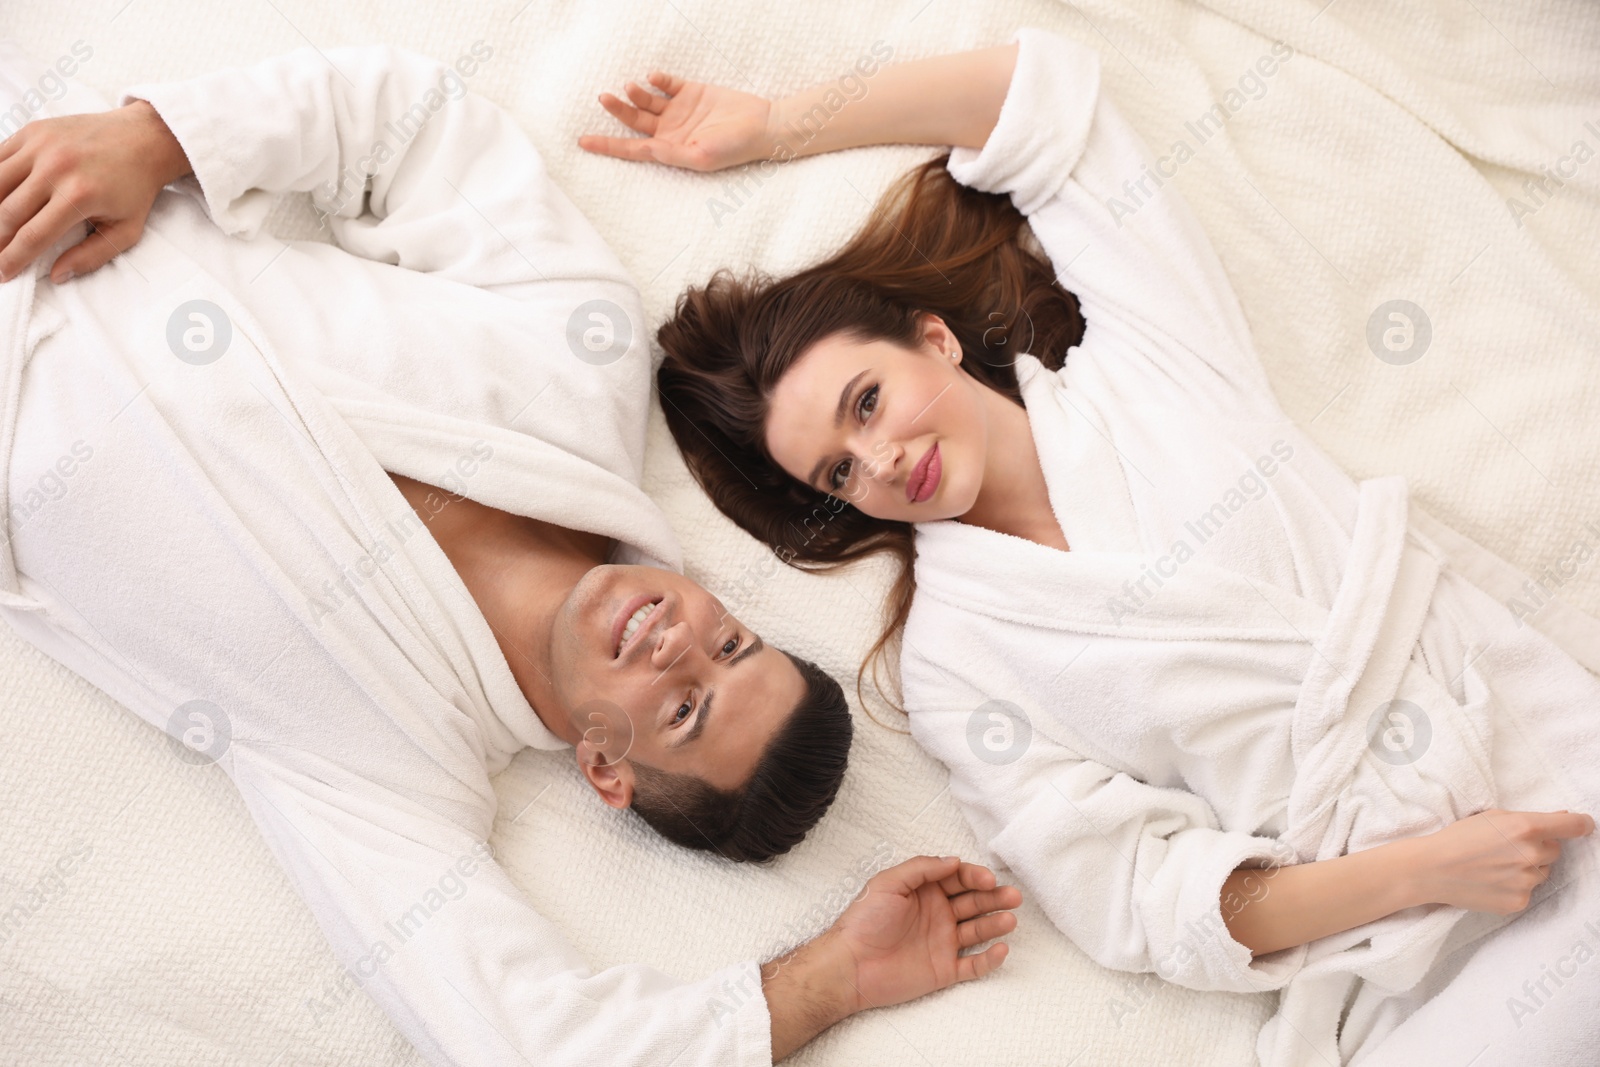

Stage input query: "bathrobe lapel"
[{"left": 916, "top": 354, "right": 1478, "bottom": 865}]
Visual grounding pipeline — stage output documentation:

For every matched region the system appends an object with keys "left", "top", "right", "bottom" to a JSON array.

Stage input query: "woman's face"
[{"left": 764, "top": 317, "right": 990, "bottom": 523}]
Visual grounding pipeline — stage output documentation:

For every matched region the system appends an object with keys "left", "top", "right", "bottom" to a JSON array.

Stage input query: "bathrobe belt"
[
  {"left": 1282, "top": 475, "right": 1458, "bottom": 864},
  {"left": 915, "top": 473, "right": 1467, "bottom": 867},
  {"left": 0, "top": 265, "right": 40, "bottom": 610}
]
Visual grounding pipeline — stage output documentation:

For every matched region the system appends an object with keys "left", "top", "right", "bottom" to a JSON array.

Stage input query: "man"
[{"left": 0, "top": 42, "right": 1018, "bottom": 1065}]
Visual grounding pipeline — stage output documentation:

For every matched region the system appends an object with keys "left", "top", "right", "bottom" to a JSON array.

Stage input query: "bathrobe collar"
[{"left": 913, "top": 354, "right": 1326, "bottom": 642}]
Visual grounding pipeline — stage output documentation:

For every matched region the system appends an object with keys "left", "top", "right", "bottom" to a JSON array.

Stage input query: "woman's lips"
[{"left": 906, "top": 443, "right": 942, "bottom": 504}]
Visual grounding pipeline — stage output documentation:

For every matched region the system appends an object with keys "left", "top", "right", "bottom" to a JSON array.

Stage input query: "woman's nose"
[{"left": 860, "top": 439, "right": 901, "bottom": 484}]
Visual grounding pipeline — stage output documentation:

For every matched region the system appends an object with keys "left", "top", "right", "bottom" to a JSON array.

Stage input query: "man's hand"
[
  {"left": 761, "top": 855, "right": 1020, "bottom": 1060},
  {"left": 0, "top": 99, "right": 191, "bottom": 284}
]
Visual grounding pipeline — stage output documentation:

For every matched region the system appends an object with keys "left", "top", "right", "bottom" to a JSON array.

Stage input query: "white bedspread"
[{"left": 1, "top": 1, "right": 1596, "bottom": 1065}]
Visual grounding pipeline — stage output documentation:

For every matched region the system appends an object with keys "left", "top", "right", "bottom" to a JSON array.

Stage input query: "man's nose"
[{"left": 650, "top": 619, "right": 698, "bottom": 674}]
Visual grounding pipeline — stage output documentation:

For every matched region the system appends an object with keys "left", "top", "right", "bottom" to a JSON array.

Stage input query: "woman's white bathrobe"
[
  {"left": 0, "top": 47, "right": 773, "bottom": 1067},
  {"left": 901, "top": 29, "right": 1600, "bottom": 1067}
]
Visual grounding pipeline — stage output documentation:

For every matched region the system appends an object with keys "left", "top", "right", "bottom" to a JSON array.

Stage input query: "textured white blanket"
[{"left": 2, "top": 1, "right": 1597, "bottom": 1065}]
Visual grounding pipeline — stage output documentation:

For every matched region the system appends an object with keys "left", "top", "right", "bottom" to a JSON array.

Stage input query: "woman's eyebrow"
[
  {"left": 805, "top": 371, "right": 869, "bottom": 488},
  {"left": 834, "top": 370, "right": 868, "bottom": 426}
]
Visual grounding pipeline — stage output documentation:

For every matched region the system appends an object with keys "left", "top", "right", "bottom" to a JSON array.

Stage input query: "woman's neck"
[{"left": 958, "top": 386, "right": 1070, "bottom": 551}]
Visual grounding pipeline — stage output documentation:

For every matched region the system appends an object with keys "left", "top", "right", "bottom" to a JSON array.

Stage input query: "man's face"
[{"left": 548, "top": 564, "right": 807, "bottom": 803}]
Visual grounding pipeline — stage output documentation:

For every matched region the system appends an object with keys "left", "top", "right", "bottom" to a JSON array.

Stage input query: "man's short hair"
[{"left": 630, "top": 651, "right": 852, "bottom": 862}]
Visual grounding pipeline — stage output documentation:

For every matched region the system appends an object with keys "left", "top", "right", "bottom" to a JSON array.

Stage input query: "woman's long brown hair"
[{"left": 656, "top": 154, "right": 1086, "bottom": 720}]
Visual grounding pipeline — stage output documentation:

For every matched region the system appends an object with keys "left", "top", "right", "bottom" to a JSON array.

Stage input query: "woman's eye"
[
  {"left": 829, "top": 458, "right": 853, "bottom": 491},
  {"left": 856, "top": 384, "right": 878, "bottom": 420},
  {"left": 672, "top": 699, "right": 693, "bottom": 725},
  {"left": 720, "top": 637, "right": 739, "bottom": 657}
]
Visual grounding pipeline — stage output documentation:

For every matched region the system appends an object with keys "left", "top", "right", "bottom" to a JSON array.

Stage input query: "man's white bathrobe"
[
  {"left": 0, "top": 47, "right": 773, "bottom": 1066},
  {"left": 901, "top": 30, "right": 1600, "bottom": 1067}
]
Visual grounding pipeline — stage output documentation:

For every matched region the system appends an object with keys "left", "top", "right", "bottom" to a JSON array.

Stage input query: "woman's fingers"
[
  {"left": 954, "top": 941, "right": 1009, "bottom": 984},
  {"left": 949, "top": 884, "right": 1022, "bottom": 923},
  {"left": 576, "top": 133, "right": 659, "bottom": 162},
  {"left": 597, "top": 92, "right": 656, "bottom": 135},
  {"left": 647, "top": 71, "right": 685, "bottom": 95},
  {"left": 956, "top": 909, "right": 1017, "bottom": 949},
  {"left": 623, "top": 80, "right": 667, "bottom": 115}
]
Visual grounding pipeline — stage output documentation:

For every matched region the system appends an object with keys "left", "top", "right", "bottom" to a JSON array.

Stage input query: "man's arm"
[
  {"left": 763, "top": 856, "right": 1018, "bottom": 1060},
  {"left": 1, "top": 46, "right": 628, "bottom": 294},
  {"left": 0, "top": 98, "right": 186, "bottom": 282}
]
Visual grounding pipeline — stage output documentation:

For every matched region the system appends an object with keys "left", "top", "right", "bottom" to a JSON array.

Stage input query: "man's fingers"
[
  {"left": 954, "top": 941, "right": 1009, "bottom": 984},
  {"left": 874, "top": 855, "right": 962, "bottom": 896},
  {"left": 0, "top": 194, "right": 80, "bottom": 282},
  {"left": 0, "top": 173, "right": 52, "bottom": 248},
  {"left": 938, "top": 861, "right": 997, "bottom": 898},
  {"left": 0, "top": 153, "right": 32, "bottom": 212},
  {"left": 956, "top": 910, "right": 1016, "bottom": 949},
  {"left": 49, "top": 217, "right": 140, "bottom": 282},
  {"left": 949, "top": 884, "right": 1022, "bottom": 923}
]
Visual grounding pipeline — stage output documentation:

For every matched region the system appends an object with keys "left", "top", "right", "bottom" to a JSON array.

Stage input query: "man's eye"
[
  {"left": 720, "top": 637, "right": 738, "bottom": 657},
  {"left": 829, "top": 458, "right": 852, "bottom": 491},
  {"left": 672, "top": 699, "right": 693, "bottom": 725},
  {"left": 856, "top": 384, "right": 878, "bottom": 419}
]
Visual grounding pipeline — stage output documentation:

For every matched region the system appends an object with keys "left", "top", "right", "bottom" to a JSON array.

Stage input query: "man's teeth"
[{"left": 620, "top": 602, "right": 655, "bottom": 647}]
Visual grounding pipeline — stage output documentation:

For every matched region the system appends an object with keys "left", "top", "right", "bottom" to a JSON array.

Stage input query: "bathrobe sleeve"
[
  {"left": 902, "top": 649, "right": 1303, "bottom": 994},
  {"left": 123, "top": 46, "right": 630, "bottom": 296},
  {"left": 945, "top": 29, "right": 1281, "bottom": 420}
]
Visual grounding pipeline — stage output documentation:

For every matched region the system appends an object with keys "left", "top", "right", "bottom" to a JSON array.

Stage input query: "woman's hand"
[
  {"left": 1411, "top": 808, "right": 1594, "bottom": 916},
  {"left": 0, "top": 100, "right": 191, "bottom": 284},
  {"left": 578, "top": 73, "right": 775, "bottom": 172}
]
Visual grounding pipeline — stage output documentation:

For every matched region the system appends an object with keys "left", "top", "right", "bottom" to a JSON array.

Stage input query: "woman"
[{"left": 582, "top": 28, "right": 1600, "bottom": 1064}]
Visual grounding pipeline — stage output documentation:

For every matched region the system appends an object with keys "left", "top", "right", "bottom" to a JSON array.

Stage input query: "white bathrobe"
[
  {"left": 901, "top": 29, "right": 1600, "bottom": 1067},
  {"left": 0, "top": 46, "right": 773, "bottom": 1066}
]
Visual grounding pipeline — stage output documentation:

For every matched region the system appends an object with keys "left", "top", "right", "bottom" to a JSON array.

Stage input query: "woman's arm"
[
  {"left": 1223, "top": 808, "right": 1594, "bottom": 957},
  {"left": 578, "top": 44, "right": 1017, "bottom": 170}
]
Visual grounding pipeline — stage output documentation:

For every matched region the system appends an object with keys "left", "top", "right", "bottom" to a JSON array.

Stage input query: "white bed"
[{"left": 1, "top": 0, "right": 1596, "bottom": 1063}]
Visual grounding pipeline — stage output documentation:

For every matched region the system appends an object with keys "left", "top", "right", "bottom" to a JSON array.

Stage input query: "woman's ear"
[{"left": 920, "top": 312, "right": 962, "bottom": 364}]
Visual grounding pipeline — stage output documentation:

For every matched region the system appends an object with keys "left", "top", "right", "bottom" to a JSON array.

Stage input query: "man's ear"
[{"left": 575, "top": 747, "right": 634, "bottom": 810}]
